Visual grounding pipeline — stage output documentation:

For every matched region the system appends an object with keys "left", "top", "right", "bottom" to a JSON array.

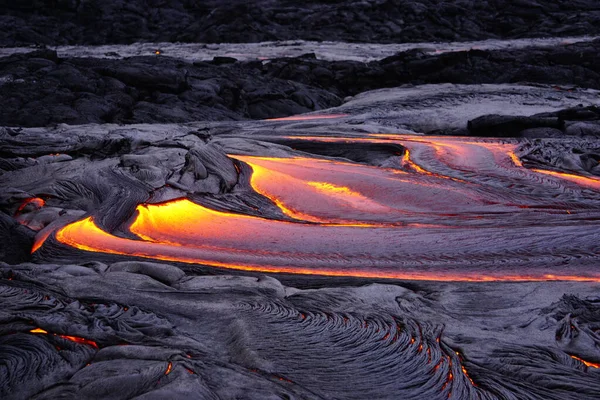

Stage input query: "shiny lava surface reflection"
[{"left": 49, "top": 135, "right": 600, "bottom": 282}]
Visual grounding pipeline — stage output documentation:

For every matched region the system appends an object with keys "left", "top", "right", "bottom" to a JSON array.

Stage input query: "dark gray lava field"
[{"left": 2, "top": 2, "right": 600, "bottom": 399}]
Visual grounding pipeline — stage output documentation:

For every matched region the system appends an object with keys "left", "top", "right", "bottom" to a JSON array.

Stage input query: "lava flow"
[
  {"left": 30, "top": 327, "right": 99, "bottom": 348},
  {"left": 42, "top": 136, "right": 600, "bottom": 282}
]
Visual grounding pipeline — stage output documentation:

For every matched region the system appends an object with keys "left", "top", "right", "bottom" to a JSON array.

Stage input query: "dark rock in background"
[
  {"left": 466, "top": 106, "right": 600, "bottom": 138},
  {"left": 0, "top": 50, "right": 341, "bottom": 127},
  {"left": 0, "top": 0, "right": 600, "bottom": 46},
  {"left": 262, "top": 39, "right": 600, "bottom": 97},
  {"left": 2, "top": 40, "right": 600, "bottom": 127}
]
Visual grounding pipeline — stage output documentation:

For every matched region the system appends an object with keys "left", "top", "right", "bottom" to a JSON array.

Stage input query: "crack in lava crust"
[{"left": 46, "top": 136, "right": 600, "bottom": 282}]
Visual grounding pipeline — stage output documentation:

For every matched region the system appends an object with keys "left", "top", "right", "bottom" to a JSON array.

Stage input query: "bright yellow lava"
[
  {"left": 36, "top": 136, "right": 600, "bottom": 283},
  {"left": 51, "top": 199, "right": 600, "bottom": 283},
  {"left": 532, "top": 169, "right": 600, "bottom": 190}
]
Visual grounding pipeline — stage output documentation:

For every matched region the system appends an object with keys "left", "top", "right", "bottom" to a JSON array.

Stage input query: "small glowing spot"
[
  {"left": 462, "top": 365, "right": 476, "bottom": 386},
  {"left": 165, "top": 362, "right": 173, "bottom": 375},
  {"left": 30, "top": 328, "right": 48, "bottom": 334},
  {"left": 274, "top": 375, "right": 293, "bottom": 383}
]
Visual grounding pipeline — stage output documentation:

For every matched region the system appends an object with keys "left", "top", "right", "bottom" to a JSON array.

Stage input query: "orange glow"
[
  {"left": 508, "top": 152, "right": 523, "bottom": 168},
  {"left": 401, "top": 149, "right": 430, "bottom": 175},
  {"left": 48, "top": 136, "right": 600, "bottom": 283},
  {"left": 56, "top": 193, "right": 600, "bottom": 282},
  {"left": 571, "top": 355, "right": 600, "bottom": 369},
  {"left": 231, "top": 154, "right": 475, "bottom": 226},
  {"left": 53, "top": 209, "right": 600, "bottom": 282},
  {"left": 233, "top": 155, "right": 397, "bottom": 225},
  {"left": 461, "top": 365, "right": 476, "bottom": 386},
  {"left": 265, "top": 114, "right": 348, "bottom": 121},
  {"left": 165, "top": 362, "right": 173, "bottom": 375},
  {"left": 17, "top": 197, "right": 45, "bottom": 214},
  {"left": 32, "top": 228, "right": 53, "bottom": 253},
  {"left": 531, "top": 169, "right": 600, "bottom": 190},
  {"left": 29, "top": 328, "right": 98, "bottom": 348},
  {"left": 58, "top": 335, "right": 99, "bottom": 348}
]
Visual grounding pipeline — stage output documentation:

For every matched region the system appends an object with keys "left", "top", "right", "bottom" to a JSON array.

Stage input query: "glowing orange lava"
[
  {"left": 52, "top": 200, "right": 600, "bottom": 282},
  {"left": 42, "top": 136, "right": 600, "bottom": 283},
  {"left": 571, "top": 355, "right": 600, "bottom": 369},
  {"left": 532, "top": 169, "right": 600, "bottom": 190},
  {"left": 30, "top": 328, "right": 98, "bottom": 348},
  {"left": 16, "top": 197, "right": 45, "bottom": 214}
]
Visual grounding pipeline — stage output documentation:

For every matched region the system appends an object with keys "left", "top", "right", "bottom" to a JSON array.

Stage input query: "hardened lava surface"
[{"left": 2, "top": 85, "right": 600, "bottom": 399}]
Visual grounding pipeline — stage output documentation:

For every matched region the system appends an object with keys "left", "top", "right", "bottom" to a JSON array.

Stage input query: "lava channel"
[{"left": 43, "top": 137, "right": 600, "bottom": 282}]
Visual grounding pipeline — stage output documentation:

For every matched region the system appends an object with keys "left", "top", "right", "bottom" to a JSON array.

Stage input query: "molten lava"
[
  {"left": 571, "top": 355, "right": 600, "bottom": 369},
  {"left": 16, "top": 197, "right": 45, "bottom": 214},
  {"left": 30, "top": 327, "right": 98, "bottom": 348},
  {"left": 531, "top": 169, "right": 600, "bottom": 190},
  {"left": 43, "top": 135, "right": 600, "bottom": 283}
]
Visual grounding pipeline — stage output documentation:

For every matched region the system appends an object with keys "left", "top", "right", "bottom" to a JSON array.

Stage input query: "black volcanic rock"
[
  {"left": 0, "top": 51, "right": 341, "bottom": 127},
  {"left": 0, "top": 0, "right": 600, "bottom": 46},
  {"left": 467, "top": 114, "right": 563, "bottom": 137},
  {"left": 0, "top": 211, "right": 35, "bottom": 264},
  {"left": 466, "top": 106, "right": 600, "bottom": 138},
  {"left": 262, "top": 39, "right": 600, "bottom": 97},
  {"left": 2, "top": 40, "right": 600, "bottom": 127}
]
